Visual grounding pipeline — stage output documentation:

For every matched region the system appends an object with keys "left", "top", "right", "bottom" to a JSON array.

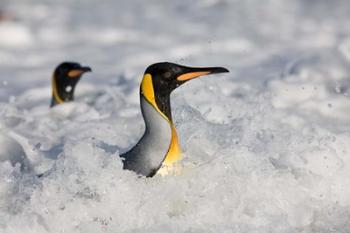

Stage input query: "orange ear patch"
[
  {"left": 177, "top": 71, "right": 210, "bottom": 81},
  {"left": 141, "top": 74, "right": 169, "bottom": 121}
]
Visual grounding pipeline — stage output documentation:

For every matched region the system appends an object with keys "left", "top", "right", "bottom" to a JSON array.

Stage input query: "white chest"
[{"left": 122, "top": 97, "right": 172, "bottom": 176}]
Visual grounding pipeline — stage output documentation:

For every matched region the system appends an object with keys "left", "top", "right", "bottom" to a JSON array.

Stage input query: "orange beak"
[
  {"left": 177, "top": 67, "right": 229, "bottom": 82},
  {"left": 68, "top": 66, "right": 92, "bottom": 78}
]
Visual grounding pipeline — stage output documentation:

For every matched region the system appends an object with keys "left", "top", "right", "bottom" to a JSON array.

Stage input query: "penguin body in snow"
[{"left": 121, "top": 62, "right": 229, "bottom": 177}]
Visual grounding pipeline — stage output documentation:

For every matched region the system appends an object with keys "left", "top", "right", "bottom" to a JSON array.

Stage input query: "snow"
[{"left": 1, "top": 0, "right": 350, "bottom": 232}]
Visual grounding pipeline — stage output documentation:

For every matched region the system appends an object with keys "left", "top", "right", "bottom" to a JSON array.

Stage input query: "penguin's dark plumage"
[
  {"left": 121, "top": 62, "right": 229, "bottom": 177},
  {"left": 51, "top": 62, "right": 91, "bottom": 107}
]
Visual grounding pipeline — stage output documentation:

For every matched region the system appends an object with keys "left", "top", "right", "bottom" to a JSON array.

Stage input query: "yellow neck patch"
[
  {"left": 163, "top": 125, "right": 182, "bottom": 165},
  {"left": 140, "top": 74, "right": 182, "bottom": 173},
  {"left": 157, "top": 125, "right": 182, "bottom": 176},
  {"left": 52, "top": 76, "right": 64, "bottom": 105},
  {"left": 141, "top": 74, "right": 168, "bottom": 121}
]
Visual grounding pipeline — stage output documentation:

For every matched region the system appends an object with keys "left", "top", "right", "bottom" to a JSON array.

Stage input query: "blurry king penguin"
[
  {"left": 0, "top": 62, "right": 91, "bottom": 175},
  {"left": 50, "top": 62, "right": 92, "bottom": 107},
  {"left": 121, "top": 62, "right": 229, "bottom": 177}
]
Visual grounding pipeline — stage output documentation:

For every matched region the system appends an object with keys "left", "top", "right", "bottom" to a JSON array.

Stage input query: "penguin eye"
[{"left": 163, "top": 71, "right": 171, "bottom": 79}]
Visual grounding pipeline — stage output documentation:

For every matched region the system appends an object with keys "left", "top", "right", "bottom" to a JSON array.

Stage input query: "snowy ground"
[{"left": 1, "top": 0, "right": 350, "bottom": 232}]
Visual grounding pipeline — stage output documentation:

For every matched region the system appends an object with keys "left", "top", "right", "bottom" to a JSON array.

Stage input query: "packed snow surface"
[{"left": 1, "top": 0, "right": 350, "bottom": 232}]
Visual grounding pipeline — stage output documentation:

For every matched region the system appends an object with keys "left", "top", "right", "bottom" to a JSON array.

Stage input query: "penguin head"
[
  {"left": 51, "top": 62, "right": 92, "bottom": 107},
  {"left": 141, "top": 62, "right": 229, "bottom": 120}
]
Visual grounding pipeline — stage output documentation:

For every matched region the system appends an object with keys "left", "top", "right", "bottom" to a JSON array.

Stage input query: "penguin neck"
[
  {"left": 140, "top": 93, "right": 182, "bottom": 167},
  {"left": 121, "top": 73, "right": 182, "bottom": 176},
  {"left": 51, "top": 76, "right": 76, "bottom": 107},
  {"left": 155, "top": 94, "right": 173, "bottom": 122},
  {"left": 140, "top": 94, "right": 173, "bottom": 130}
]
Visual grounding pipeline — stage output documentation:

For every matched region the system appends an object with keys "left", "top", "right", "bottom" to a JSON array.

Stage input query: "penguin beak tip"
[
  {"left": 82, "top": 67, "right": 92, "bottom": 73},
  {"left": 211, "top": 67, "right": 229, "bottom": 74}
]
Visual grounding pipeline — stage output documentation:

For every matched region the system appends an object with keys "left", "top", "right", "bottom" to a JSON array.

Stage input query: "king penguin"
[
  {"left": 0, "top": 62, "right": 91, "bottom": 174},
  {"left": 51, "top": 62, "right": 92, "bottom": 107},
  {"left": 121, "top": 62, "right": 229, "bottom": 177}
]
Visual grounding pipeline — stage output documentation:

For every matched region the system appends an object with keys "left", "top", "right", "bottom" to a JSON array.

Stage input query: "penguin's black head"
[
  {"left": 141, "top": 62, "right": 229, "bottom": 120},
  {"left": 51, "top": 62, "right": 92, "bottom": 107}
]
